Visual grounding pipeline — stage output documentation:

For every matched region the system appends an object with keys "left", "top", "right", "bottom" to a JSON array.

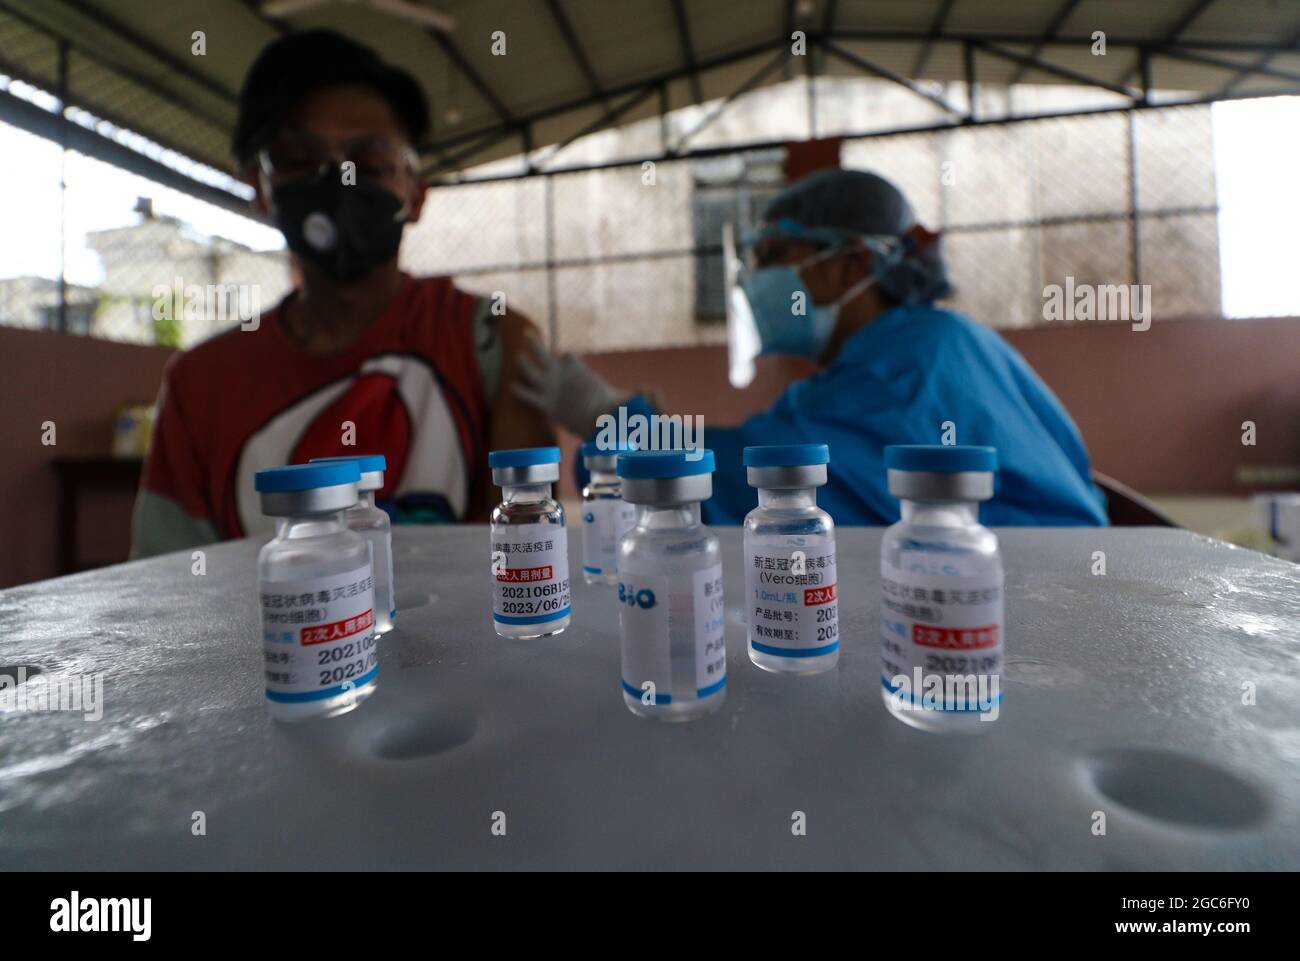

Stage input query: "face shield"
[
  {"left": 724, "top": 218, "right": 916, "bottom": 386},
  {"left": 724, "top": 221, "right": 761, "bottom": 388}
]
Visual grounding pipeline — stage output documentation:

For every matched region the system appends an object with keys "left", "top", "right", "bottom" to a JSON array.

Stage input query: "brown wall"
[
  {"left": 1003, "top": 317, "right": 1300, "bottom": 494},
  {"left": 0, "top": 327, "right": 173, "bottom": 588},
  {"left": 2, "top": 316, "right": 1296, "bottom": 587}
]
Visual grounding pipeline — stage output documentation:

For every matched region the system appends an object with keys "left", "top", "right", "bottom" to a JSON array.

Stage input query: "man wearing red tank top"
[{"left": 132, "top": 30, "right": 554, "bottom": 557}]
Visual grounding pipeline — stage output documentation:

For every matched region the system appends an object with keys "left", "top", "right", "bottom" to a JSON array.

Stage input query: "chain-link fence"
[
  {"left": 410, "top": 88, "right": 1221, "bottom": 351},
  {"left": 0, "top": 73, "right": 1226, "bottom": 350}
]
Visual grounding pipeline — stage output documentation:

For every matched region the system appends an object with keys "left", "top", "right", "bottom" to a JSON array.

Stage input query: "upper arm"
[
  {"left": 130, "top": 489, "right": 221, "bottom": 559},
  {"left": 130, "top": 359, "right": 221, "bottom": 558},
  {"left": 486, "top": 308, "right": 557, "bottom": 451}
]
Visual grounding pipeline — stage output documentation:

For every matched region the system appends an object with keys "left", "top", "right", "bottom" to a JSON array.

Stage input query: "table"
[{"left": 1, "top": 527, "right": 1297, "bottom": 870}]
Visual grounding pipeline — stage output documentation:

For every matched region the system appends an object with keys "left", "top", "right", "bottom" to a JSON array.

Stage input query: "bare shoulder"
[{"left": 494, "top": 308, "right": 542, "bottom": 357}]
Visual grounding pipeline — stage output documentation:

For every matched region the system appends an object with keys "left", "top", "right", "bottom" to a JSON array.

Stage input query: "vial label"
[
  {"left": 618, "top": 564, "right": 726, "bottom": 702},
  {"left": 745, "top": 544, "right": 838, "bottom": 658},
  {"left": 491, "top": 523, "right": 571, "bottom": 626},
  {"left": 694, "top": 566, "right": 727, "bottom": 696},
  {"left": 260, "top": 564, "right": 378, "bottom": 703},
  {"left": 581, "top": 498, "right": 636, "bottom": 576},
  {"left": 880, "top": 561, "right": 1003, "bottom": 712}
]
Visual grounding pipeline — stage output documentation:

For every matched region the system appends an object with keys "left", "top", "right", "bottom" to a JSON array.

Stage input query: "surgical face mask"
[
  {"left": 270, "top": 164, "right": 409, "bottom": 284},
  {"left": 738, "top": 249, "right": 876, "bottom": 361}
]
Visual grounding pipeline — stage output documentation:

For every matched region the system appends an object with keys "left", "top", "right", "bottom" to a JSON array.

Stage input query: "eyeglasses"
[
  {"left": 257, "top": 130, "right": 419, "bottom": 185},
  {"left": 749, "top": 235, "right": 832, "bottom": 270}
]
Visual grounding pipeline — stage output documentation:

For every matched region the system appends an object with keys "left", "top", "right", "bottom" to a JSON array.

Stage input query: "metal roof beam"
[
  {"left": 815, "top": 0, "right": 838, "bottom": 78},
  {"left": 1156, "top": 44, "right": 1300, "bottom": 87},
  {"left": 424, "top": 37, "right": 785, "bottom": 156},
  {"left": 910, "top": 0, "right": 956, "bottom": 78},
  {"left": 424, "top": 124, "right": 521, "bottom": 176},
  {"left": 1214, "top": 22, "right": 1300, "bottom": 96},
  {"left": 0, "top": 0, "right": 233, "bottom": 132},
  {"left": 4, "top": 0, "right": 240, "bottom": 104},
  {"left": 975, "top": 40, "right": 1141, "bottom": 100},
  {"left": 824, "top": 38, "right": 965, "bottom": 117},
  {"left": 831, "top": 27, "right": 1290, "bottom": 53},
  {"left": 430, "top": 79, "right": 1300, "bottom": 187},
  {"left": 668, "top": 0, "right": 703, "bottom": 105},
  {"left": 0, "top": 85, "right": 252, "bottom": 216},
  {"left": 535, "top": 83, "right": 658, "bottom": 170},
  {"left": 427, "top": 28, "right": 516, "bottom": 128},
  {"left": 544, "top": 0, "right": 608, "bottom": 110},
  {"left": 428, "top": 86, "right": 661, "bottom": 178},
  {"left": 1119, "top": 0, "right": 1219, "bottom": 83},
  {"left": 673, "top": 47, "right": 791, "bottom": 152},
  {"left": 1007, "top": 0, "right": 1084, "bottom": 85},
  {"left": 0, "top": 49, "right": 236, "bottom": 179}
]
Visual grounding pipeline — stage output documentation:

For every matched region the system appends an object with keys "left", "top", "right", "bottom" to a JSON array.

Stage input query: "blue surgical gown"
[{"left": 587, "top": 304, "right": 1108, "bottom": 527}]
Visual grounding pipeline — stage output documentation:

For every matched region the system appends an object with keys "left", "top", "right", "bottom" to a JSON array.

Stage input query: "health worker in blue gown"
[{"left": 513, "top": 167, "right": 1108, "bottom": 527}]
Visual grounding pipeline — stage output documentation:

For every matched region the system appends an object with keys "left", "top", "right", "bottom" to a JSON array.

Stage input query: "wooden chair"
[{"left": 1092, "top": 470, "right": 1179, "bottom": 527}]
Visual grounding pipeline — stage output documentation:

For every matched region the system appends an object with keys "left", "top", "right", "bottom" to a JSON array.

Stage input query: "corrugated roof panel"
[
  {"left": 4, "top": 0, "right": 1300, "bottom": 192},
  {"left": 832, "top": 0, "right": 944, "bottom": 31},
  {"left": 562, "top": 0, "right": 682, "bottom": 92},
  {"left": 0, "top": 7, "right": 60, "bottom": 89},
  {"left": 687, "top": 0, "right": 786, "bottom": 62},
  {"left": 65, "top": 48, "right": 231, "bottom": 170},
  {"left": 11, "top": 0, "right": 241, "bottom": 129},
  {"left": 1182, "top": 0, "right": 1300, "bottom": 45},
  {"left": 944, "top": 0, "right": 1065, "bottom": 35},
  {"left": 447, "top": 0, "right": 593, "bottom": 119},
  {"left": 78, "top": 0, "right": 264, "bottom": 99},
  {"left": 1063, "top": 0, "right": 1184, "bottom": 39}
]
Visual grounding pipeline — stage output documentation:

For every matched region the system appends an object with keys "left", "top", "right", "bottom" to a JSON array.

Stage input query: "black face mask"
[{"left": 272, "top": 165, "right": 407, "bottom": 284}]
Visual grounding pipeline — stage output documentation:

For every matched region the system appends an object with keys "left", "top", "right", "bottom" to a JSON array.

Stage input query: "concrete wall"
[{"left": 0, "top": 326, "right": 173, "bottom": 588}]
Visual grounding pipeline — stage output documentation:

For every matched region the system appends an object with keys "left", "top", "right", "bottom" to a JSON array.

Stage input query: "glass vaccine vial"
[
  {"left": 879, "top": 445, "right": 1003, "bottom": 733},
  {"left": 255, "top": 462, "right": 378, "bottom": 722},
  {"left": 743, "top": 444, "right": 839, "bottom": 674},
  {"left": 489, "top": 447, "right": 572, "bottom": 639},
  {"left": 311, "top": 454, "right": 395, "bottom": 635},
  {"left": 616, "top": 449, "right": 726, "bottom": 721},
  {"left": 580, "top": 440, "right": 636, "bottom": 585}
]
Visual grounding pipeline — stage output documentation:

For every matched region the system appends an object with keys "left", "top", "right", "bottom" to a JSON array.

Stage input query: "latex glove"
[{"left": 512, "top": 332, "right": 628, "bottom": 436}]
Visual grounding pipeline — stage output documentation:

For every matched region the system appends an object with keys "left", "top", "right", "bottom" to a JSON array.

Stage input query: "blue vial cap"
[
  {"left": 255, "top": 461, "right": 360, "bottom": 492},
  {"left": 488, "top": 447, "right": 562, "bottom": 468},
  {"left": 743, "top": 444, "right": 829, "bottom": 467},
  {"left": 617, "top": 449, "right": 715, "bottom": 478},
  {"left": 309, "top": 453, "right": 387, "bottom": 473},
  {"left": 581, "top": 439, "right": 635, "bottom": 458},
  {"left": 884, "top": 445, "right": 997, "bottom": 473}
]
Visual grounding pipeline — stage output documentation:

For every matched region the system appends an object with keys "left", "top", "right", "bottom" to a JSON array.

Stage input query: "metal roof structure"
[{"left": 2, "top": 0, "right": 1299, "bottom": 213}]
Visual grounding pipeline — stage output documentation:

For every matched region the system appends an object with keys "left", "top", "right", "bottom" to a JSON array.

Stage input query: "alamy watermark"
[
  {"left": 0, "top": 667, "right": 103, "bottom": 721},
  {"left": 885, "top": 668, "right": 1001, "bottom": 721},
  {"left": 1042, "top": 276, "right": 1151, "bottom": 331},
  {"left": 152, "top": 278, "right": 261, "bottom": 330},
  {"left": 594, "top": 405, "right": 704, "bottom": 460},
  {"left": 50, "top": 892, "right": 150, "bottom": 941}
]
